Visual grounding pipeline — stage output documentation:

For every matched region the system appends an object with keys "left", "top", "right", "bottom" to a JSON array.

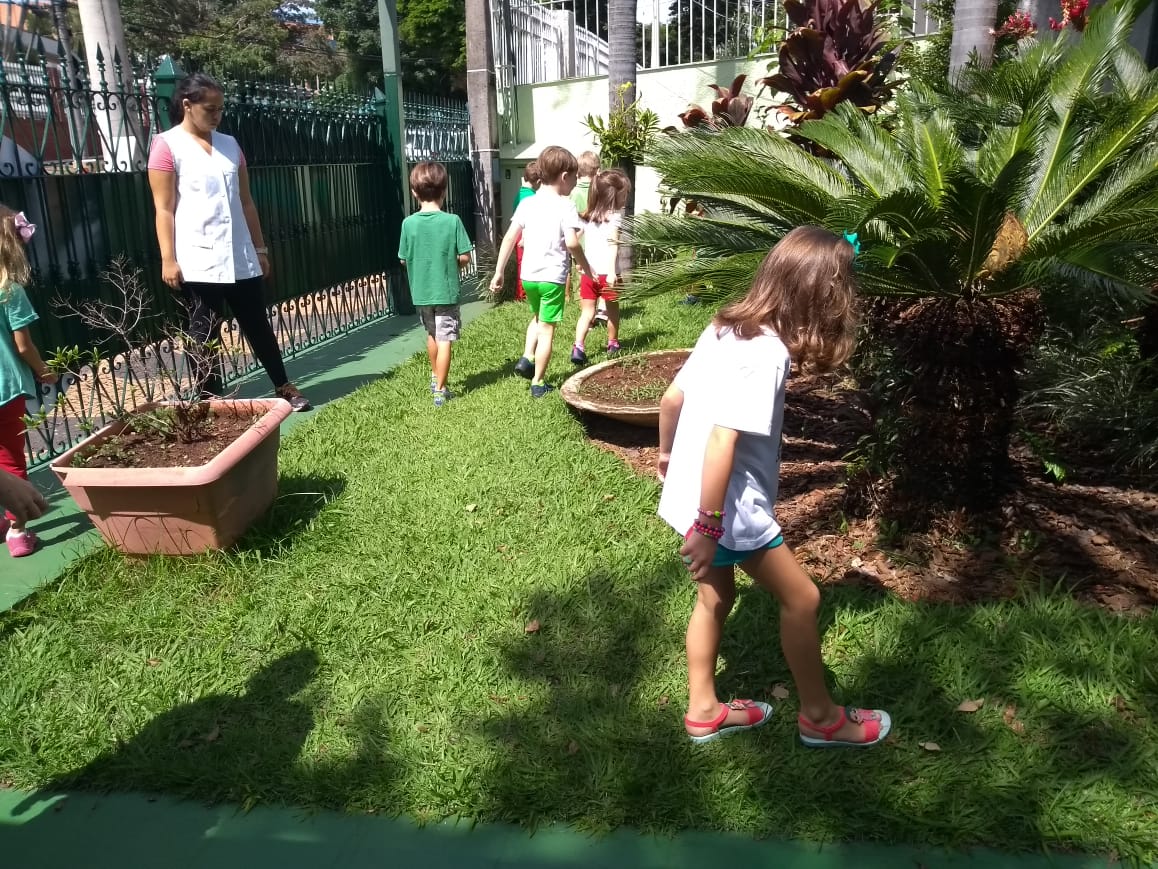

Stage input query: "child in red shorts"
[{"left": 571, "top": 169, "right": 631, "bottom": 365}]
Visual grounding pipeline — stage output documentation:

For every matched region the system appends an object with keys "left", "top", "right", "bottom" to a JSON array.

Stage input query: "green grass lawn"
[{"left": 1, "top": 297, "right": 1156, "bottom": 861}]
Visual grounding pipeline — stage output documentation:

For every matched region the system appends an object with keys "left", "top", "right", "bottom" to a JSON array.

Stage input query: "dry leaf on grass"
[
  {"left": 603, "top": 493, "right": 616, "bottom": 502},
  {"left": 416, "top": 724, "right": 430, "bottom": 733},
  {"left": 1002, "top": 703, "right": 1026, "bottom": 734},
  {"left": 464, "top": 504, "right": 478, "bottom": 513},
  {"left": 771, "top": 683, "right": 791, "bottom": 701},
  {"left": 919, "top": 741, "right": 941, "bottom": 752},
  {"left": 658, "top": 695, "right": 670, "bottom": 708},
  {"left": 567, "top": 740, "right": 580, "bottom": 755},
  {"left": 955, "top": 698, "right": 985, "bottom": 713},
  {"left": 146, "top": 658, "right": 162, "bottom": 667},
  {"left": 524, "top": 619, "right": 541, "bottom": 634}
]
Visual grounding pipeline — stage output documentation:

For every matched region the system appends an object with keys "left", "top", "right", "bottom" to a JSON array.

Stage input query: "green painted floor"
[
  {"left": 0, "top": 789, "right": 1117, "bottom": 869},
  {"left": 0, "top": 300, "right": 1126, "bottom": 868}
]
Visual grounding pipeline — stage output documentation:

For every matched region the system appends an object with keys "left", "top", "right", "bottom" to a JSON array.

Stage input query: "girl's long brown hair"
[
  {"left": 715, "top": 226, "right": 857, "bottom": 373},
  {"left": 581, "top": 169, "right": 631, "bottom": 224},
  {"left": 0, "top": 205, "right": 31, "bottom": 297}
]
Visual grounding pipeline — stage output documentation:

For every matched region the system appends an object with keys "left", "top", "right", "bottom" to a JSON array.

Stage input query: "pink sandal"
[
  {"left": 685, "top": 698, "right": 773, "bottom": 744},
  {"left": 798, "top": 706, "right": 891, "bottom": 748}
]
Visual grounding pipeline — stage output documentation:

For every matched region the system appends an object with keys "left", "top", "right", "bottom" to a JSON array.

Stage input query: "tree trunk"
[
  {"left": 949, "top": 0, "right": 999, "bottom": 82},
  {"left": 607, "top": 0, "right": 637, "bottom": 265},
  {"left": 464, "top": 0, "right": 500, "bottom": 252},
  {"left": 853, "top": 293, "right": 1044, "bottom": 524}
]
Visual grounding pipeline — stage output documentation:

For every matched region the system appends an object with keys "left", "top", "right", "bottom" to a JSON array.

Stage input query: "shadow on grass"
[
  {"left": 468, "top": 567, "right": 1157, "bottom": 859},
  {"left": 237, "top": 474, "right": 348, "bottom": 556},
  {"left": 11, "top": 649, "right": 323, "bottom": 807}
]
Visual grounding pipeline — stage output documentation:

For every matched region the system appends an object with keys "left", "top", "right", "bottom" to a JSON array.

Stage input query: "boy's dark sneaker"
[
  {"left": 571, "top": 345, "right": 588, "bottom": 365},
  {"left": 530, "top": 383, "right": 555, "bottom": 399},
  {"left": 514, "top": 357, "right": 534, "bottom": 379}
]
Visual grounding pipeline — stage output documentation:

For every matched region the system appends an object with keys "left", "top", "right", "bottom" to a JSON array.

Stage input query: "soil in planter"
[
  {"left": 580, "top": 353, "right": 688, "bottom": 405},
  {"left": 584, "top": 373, "right": 1158, "bottom": 614},
  {"left": 75, "top": 414, "right": 259, "bottom": 469}
]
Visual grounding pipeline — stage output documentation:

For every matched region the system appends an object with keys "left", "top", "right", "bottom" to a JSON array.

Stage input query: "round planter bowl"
[{"left": 561, "top": 349, "right": 692, "bottom": 428}]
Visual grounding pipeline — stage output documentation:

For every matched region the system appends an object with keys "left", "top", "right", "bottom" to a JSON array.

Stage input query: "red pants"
[
  {"left": 0, "top": 397, "right": 28, "bottom": 522},
  {"left": 515, "top": 245, "right": 526, "bottom": 301}
]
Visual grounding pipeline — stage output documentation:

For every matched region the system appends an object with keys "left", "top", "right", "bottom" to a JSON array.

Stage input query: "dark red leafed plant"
[
  {"left": 992, "top": 10, "right": 1037, "bottom": 42},
  {"left": 678, "top": 75, "right": 755, "bottom": 129},
  {"left": 1050, "top": 0, "right": 1089, "bottom": 31},
  {"left": 761, "top": 0, "right": 901, "bottom": 124}
]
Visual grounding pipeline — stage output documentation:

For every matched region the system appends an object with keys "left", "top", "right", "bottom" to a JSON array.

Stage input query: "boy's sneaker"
[
  {"left": 606, "top": 342, "right": 621, "bottom": 357},
  {"left": 7, "top": 530, "right": 38, "bottom": 558},
  {"left": 514, "top": 357, "right": 535, "bottom": 379},
  {"left": 530, "top": 383, "right": 555, "bottom": 399},
  {"left": 571, "top": 345, "right": 588, "bottom": 365},
  {"left": 434, "top": 389, "right": 451, "bottom": 408}
]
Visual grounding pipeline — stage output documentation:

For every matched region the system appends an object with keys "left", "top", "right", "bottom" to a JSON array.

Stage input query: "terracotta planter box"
[
  {"left": 51, "top": 398, "right": 293, "bottom": 556},
  {"left": 561, "top": 349, "right": 692, "bottom": 428}
]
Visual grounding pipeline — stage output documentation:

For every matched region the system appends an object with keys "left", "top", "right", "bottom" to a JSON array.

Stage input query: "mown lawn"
[{"left": 1, "top": 297, "right": 1155, "bottom": 861}]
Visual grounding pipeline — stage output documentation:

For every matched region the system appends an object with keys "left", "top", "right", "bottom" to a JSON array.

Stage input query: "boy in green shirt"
[{"left": 399, "top": 162, "right": 474, "bottom": 407}]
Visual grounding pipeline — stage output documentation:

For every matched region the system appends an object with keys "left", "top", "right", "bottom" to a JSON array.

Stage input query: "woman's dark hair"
[{"left": 169, "top": 73, "right": 224, "bottom": 125}]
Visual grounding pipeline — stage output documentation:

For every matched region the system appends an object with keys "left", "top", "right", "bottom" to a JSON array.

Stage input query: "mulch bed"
[
  {"left": 583, "top": 375, "right": 1158, "bottom": 613},
  {"left": 77, "top": 414, "right": 257, "bottom": 469}
]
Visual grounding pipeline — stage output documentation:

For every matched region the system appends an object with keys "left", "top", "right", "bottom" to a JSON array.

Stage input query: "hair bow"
[
  {"left": 14, "top": 212, "right": 35, "bottom": 243},
  {"left": 842, "top": 230, "right": 860, "bottom": 257}
]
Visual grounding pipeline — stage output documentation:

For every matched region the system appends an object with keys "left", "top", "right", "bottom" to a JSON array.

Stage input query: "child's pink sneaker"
[{"left": 7, "top": 530, "right": 38, "bottom": 557}]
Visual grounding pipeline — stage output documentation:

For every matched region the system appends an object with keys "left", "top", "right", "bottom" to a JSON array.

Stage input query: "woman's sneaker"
[{"left": 276, "top": 383, "right": 312, "bottom": 412}]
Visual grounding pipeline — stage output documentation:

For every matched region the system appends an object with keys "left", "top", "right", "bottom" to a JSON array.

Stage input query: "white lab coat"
[{"left": 158, "top": 126, "right": 261, "bottom": 284}]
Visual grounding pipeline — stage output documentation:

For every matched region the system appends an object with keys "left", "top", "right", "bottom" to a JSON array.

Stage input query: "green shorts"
[{"left": 522, "top": 280, "right": 566, "bottom": 324}]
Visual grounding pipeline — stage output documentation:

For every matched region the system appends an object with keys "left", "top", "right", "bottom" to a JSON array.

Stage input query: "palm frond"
[
  {"left": 793, "top": 103, "right": 913, "bottom": 196},
  {"left": 625, "top": 250, "right": 769, "bottom": 300}
]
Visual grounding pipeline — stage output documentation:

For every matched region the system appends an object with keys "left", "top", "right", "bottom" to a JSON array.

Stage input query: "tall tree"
[
  {"left": 607, "top": 0, "right": 638, "bottom": 250},
  {"left": 948, "top": 0, "right": 999, "bottom": 79},
  {"left": 117, "top": 0, "right": 341, "bottom": 81},
  {"left": 315, "top": 0, "right": 467, "bottom": 93}
]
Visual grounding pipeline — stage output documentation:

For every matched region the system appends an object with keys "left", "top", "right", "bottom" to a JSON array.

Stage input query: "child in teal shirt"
[
  {"left": 0, "top": 206, "right": 56, "bottom": 556},
  {"left": 399, "top": 162, "right": 474, "bottom": 407}
]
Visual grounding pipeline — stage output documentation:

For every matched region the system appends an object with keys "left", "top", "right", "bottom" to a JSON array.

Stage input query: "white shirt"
[
  {"left": 152, "top": 127, "right": 261, "bottom": 284},
  {"left": 582, "top": 212, "right": 623, "bottom": 276},
  {"left": 658, "top": 324, "right": 790, "bottom": 550},
  {"left": 511, "top": 190, "right": 583, "bottom": 285}
]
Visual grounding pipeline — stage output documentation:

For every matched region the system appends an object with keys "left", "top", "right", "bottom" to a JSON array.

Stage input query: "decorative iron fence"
[
  {"left": 0, "top": 38, "right": 471, "bottom": 467},
  {"left": 403, "top": 93, "right": 476, "bottom": 251}
]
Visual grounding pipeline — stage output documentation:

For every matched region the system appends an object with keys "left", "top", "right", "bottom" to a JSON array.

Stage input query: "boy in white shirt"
[{"left": 491, "top": 146, "right": 596, "bottom": 398}]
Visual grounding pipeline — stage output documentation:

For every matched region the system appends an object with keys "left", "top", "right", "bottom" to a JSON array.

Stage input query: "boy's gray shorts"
[{"left": 417, "top": 305, "right": 461, "bottom": 342}]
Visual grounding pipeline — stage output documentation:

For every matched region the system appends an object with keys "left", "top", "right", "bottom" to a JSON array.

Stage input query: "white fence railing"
[{"left": 495, "top": 0, "right": 941, "bottom": 85}]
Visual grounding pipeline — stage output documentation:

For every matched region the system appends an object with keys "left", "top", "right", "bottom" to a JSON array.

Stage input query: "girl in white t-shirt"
[
  {"left": 571, "top": 169, "right": 631, "bottom": 366},
  {"left": 657, "top": 226, "right": 891, "bottom": 747}
]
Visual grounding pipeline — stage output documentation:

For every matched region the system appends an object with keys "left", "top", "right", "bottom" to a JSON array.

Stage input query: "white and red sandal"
[{"left": 684, "top": 698, "right": 774, "bottom": 744}]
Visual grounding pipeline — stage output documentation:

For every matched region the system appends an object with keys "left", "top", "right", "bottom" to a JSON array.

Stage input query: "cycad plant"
[{"left": 632, "top": 0, "right": 1158, "bottom": 516}]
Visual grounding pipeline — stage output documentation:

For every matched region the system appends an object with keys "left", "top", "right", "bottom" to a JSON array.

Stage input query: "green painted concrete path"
[
  {"left": 0, "top": 301, "right": 1124, "bottom": 868},
  {"left": 0, "top": 790, "right": 1117, "bottom": 868}
]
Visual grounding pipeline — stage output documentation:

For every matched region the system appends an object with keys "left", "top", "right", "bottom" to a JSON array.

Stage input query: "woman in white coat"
[{"left": 147, "top": 73, "right": 310, "bottom": 412}]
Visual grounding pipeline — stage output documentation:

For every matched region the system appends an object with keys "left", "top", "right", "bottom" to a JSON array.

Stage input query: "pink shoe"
[{"left": 7, "top": 530, "right": 38, "bottom": 557}]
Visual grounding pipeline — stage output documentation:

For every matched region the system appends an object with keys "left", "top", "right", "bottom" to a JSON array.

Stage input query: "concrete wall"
[{"left": 497, "top": 56, "right": 776, "bottom": 227}]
